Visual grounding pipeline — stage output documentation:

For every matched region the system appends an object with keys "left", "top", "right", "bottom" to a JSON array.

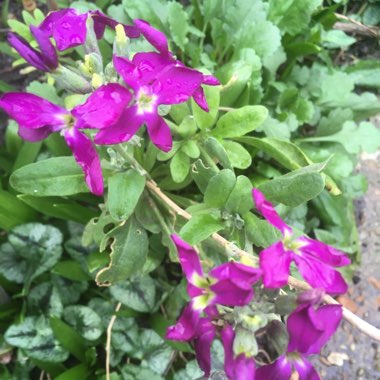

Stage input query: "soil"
[{"left": 313, "top": 117, "right": 380, "bottom": 380}]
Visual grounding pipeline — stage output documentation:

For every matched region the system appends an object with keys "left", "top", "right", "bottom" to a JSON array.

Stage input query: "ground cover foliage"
[{"left": 0, "top": 0, "right": 380, "bottom": 379}]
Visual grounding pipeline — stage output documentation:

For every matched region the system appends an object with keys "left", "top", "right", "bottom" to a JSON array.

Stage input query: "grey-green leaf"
[{"left": 204, "top": 169, "right": 236, "bottom": 208}]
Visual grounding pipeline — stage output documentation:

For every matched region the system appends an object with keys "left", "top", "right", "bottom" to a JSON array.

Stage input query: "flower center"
[
  {"left": 282, "top": 231, "right": 305, "bottom": 254},
  {"left": 190, "top": 273, "right": 217, "bottom": 310},
  {"left": 136, "top": 87, "right": 157, "bottom": 115}
]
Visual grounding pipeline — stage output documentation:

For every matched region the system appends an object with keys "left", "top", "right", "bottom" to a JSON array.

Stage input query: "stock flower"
[
  {"left": 94, "top": 55, "right": 205, "bottom": 151},
  {"left": 8, "top": 25, "right": 58, "bottom": 72},
  {"left": 0, "top": 84, "right": 132, "bottom": 195},
  {"left": 256, "top": 296, "right": 342, "bottom": 380},
  {"left": 252, "top": 189, "right": 350, "bottom": 294},
  {"left": 38, "top": 8, "right": 140, "bottom": 51},
  {"left": 166, "top": 235, "right": 261, "bottom": 375},
  {"left": 134, "top": 19, "right": 220, "bottom": 111},
  {"left": 221, "top": 324, "right": 256, "bottom": 380}
]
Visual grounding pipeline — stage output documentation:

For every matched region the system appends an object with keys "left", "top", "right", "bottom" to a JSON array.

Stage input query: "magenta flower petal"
[
  {"left": 192, "top": 87, "right": 209, "bottom": 111},
  {"left": 298, "top": 237, "right": 351, "bottom": 267},
  {"left": 72, "top": 83, "right": 132, "bottom": 130},
  {"left": 30, "top": 25, "right": 57, "bottom": 69},
  {"left": 63, "top": 128, "right": 103, "bottom": 195},
  {"left": 203, "top": 74, "right": 220, "bottom": 86},
  {"left": 252, "top": 189, "right": 291, "bottom": 235},
  {"left": 132, "top": 52, "right": 173, "bottom": 82},
  {"left": 7, "top": 32, "right": 50, "bottom": 72},
  {"left": 38, "top": 9, "right": 76, "bottom": 35},
  {"left": 165, "top": 303, "right": 201, "bottom": 341},
  {"left": 94, "top": 106, "right": 143, "bottom": 145},
  {"left": 171, "top": 234, "right": 204, "bottom": 282},
  {"left": 155, "top": 66, "right": 203, "bottom": 105},
  {"left": 18, "top": 126, "right": 53, "bottom": 142},
  {"left": 259, "top": 241, "right": 292, "bottom": 288},
  {"left": 113, "top": 56, "right": 140, "bottom": 92},
  {"left": 292, "top": 254, "right": 348, "bottom": 294},
  {"left": 145, "top": 113, "right": 173, "bottom": 152},
  {"left": 211, "top": 278, "right": 253, "bottom": 306},
  {"left": 234, "top": 355, "right": 256, "bottom": 380},
  {"left": 256, "top": 356, "right": 292, "bottom": 380},
  {"left": 134, "top": 19, "right": 169, "bottom": 55},
  {"left": 294, "top": 358, "right": 320, "bottom": 380},
  {"left": 209, "top": 262, "right": 262, "bottom": 285},
  {"left": 53, "top": 11, "right": 87, "bottom": 51},
  {"left": 193, "top": 318, "right": 216, "bottom": 377},
  {"left": 0, "top": 92, "right": 67, "bottom": 130},
  {"left": 287, "top": 304, "right": 342, "bottom": 355}
]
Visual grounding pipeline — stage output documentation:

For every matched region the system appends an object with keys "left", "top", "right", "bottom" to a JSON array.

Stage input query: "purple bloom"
[
  {"left": 256, "top": 299, "right": 342, "bottom": 380},
  {"left": 165, "top": 235, "right": 261, "bottom": 376},
  {"left": 133, "top": 19, "right": 220, "bottom": 111},
  {"left": 94, "top": 56, "right": 205, "bottom": 151},
  {"left": 252, "top": 189, "right": 350, "bottom": 294},
  {"left": 38, "top": 8, "right": 139, "bottom": 51},
  {"left": 221, "top": 324, "right": 256, "bottom": 380},
  {"left": 8, "top": 26, "right": 58, "bottom": 72},
  {"left": 0, "top": 84, "right": 132, "bottom": 195}
]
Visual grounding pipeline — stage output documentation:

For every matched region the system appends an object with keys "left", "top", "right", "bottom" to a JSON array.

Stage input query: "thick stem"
[{"left": 146, "top": 180, "right": 380, "bottom": 342}]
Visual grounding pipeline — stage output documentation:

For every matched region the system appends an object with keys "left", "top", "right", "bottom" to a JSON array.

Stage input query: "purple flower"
[
  {"left": 0, "top": 84, "right": 132, "bottom": 195},
  {"left": 94, "top": 56, "right": 205, "bottom": 151},
  {"left": 252, "top": 189, "right": 350, "bottom": 294},
  {"left": 221, "top": 324, "right": 256, "bottom": 380},
  {"left": 133, "top": 19, "right": 220, "bottom": 111},
  {"left": 256, "top": 299, "right": 342, "bottom": 380},
  {"left": 8, "top": 25, "right": 58, "bottom": 72},
  {"left": 38, "top": 8, "right": 140, "bottom": 51},
  {"left": 165, "top": 235, "right": 261, "bottom": 375}
]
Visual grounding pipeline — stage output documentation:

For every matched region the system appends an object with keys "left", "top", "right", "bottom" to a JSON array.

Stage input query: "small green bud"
[
  {"left": 52, "top": 66, "right": 92, "bottom": 94},
  {"left": 113, "top": 24, "right": 129, "bottom": 57}
]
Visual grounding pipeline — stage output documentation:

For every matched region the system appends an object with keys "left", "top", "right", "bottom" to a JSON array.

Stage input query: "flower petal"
[
  {"left": 203, "top": 74, "right": 220, "bottom": 86},
  {"left": 94, "top": 105, "right": 143, "bottom": 145},
  {"left": 256, "top": 356, "right": 292, "bottom": 380},
  {"left": 113, "top": 56, "right": 140, "bottom": 92},
  {"left": 132, "top": 52, "right": 173, "bottom": 83},
  {"left": 252, "top": 188, "right": 291, "bottom": 235},
  {"left": 194, "top": 318, "right": 216, "bottom": 377},
  {"left": 298, "top": 236, "right": 351, "bottom": 267},
  {"left": 38, "top": 9, "right": 76, "bottom": 35},
  {"left": 134, "top": 19, "right": 169, "bottom": 55},
  {"left": 53, "top": 11, "right": 87, "bottom": 50},
  {"left": 287, "top": 304, "right": 342, "bottom": 355},
  {"left": 30, "top": 25, "right": 58, "bottom": 70},
  {"left": 165, "top": 303, "right": 201, "bottom": 341},
  {"left": 209, "top": 262, "right": 262, "bottom": 286},
  {"left": 63, "top": 128, "right": 103, "bottom": 195},
  {"left": 0, "top": 92, "right": 67, "bottom": 130},
  {"left": 7, "top": 32, "right": 49, "bottom": 72},
  {"left": 72, "top": 83, "right": 131, "bottom": 130},
  {"left": 234, "top": 354, "right": 256, "bottom": 380},
  {"left": 292, "top": 253, "right": 348, "bottom": 294},
  {"left": 221, "top": 324, "right": 236, "bottom": 380},
  {"left": 294, "top": 358, "right": 320, "bottom": 380},
  {"left": 145, "top": 113, "right": 173, "bottom": 152},
  {"left": 155, "top": 66, "right": 203, "bottom": 105},
  {"left": 259, "top": 241, "right": 292, "bottom": 288},
  {"left": 171, "top": 234, "right": 204, "bottom": 281},
  {"left": 192, "top": 86, "right": 209, "bottom": 111},
  {"left": 18, "top": 126, "right": 53, "bottom": 142},
  {"left": 211, "top": 278, "right": 253, "bottom": 307}
]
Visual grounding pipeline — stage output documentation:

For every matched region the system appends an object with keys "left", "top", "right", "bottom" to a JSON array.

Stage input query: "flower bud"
[
  {"left": 113, "top": 24, "right": 129, "bottom": 57},
  {"left": 52, "top": 65, "right": 92, "bottom": 94}
]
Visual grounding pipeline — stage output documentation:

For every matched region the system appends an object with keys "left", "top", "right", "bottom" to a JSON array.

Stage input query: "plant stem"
[
  {"left": 106, "top": 302, "right": 122, "bottom": 380},
  {"left": 113, "top": 145, "right": 152, "bottom": 179},
  {"left": 146, "top": 180, "right": 380, "bottom": 342}
]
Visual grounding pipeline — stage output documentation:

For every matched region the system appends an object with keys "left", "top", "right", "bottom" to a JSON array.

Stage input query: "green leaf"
[
  {"left": 180, "top": 213, "right": 224, "bottom": 245},
  {"left": 0, "top": 190, "right": 37, "bottom": 230},
  {"left": 18, "top": 194, "right": 97, "bottom": 224},
  {"left": 50, "top": 318, "right": 88, "bottom": 362},
  {"left": 55, "top": 364, "right": 91, "bottom": 380},
  {"left": 244, "top": 212, "right": 281, "bottom": 248},
  {"left": 203, "top": 137, "right": 232, "bottom": 169},
  {"left": 322, "top": 30, "right": 356, "bottom": 49},
  {"left": 301, "top": 121, "right": 380, "bottom": 154},
  {"left": 212, "top": 106, "right": 268, "bottom": 138},
  {"left": 110, "top": 275, "right": 156, "bottom": 313},
  {"left": 268, "top": 0, "right": 322, "bottom": 35},
  {"left": 0, "top": 223, "right": 63, "bottom": 285},
  {"left": 168, "top": 2, "right": 188, "bottom": 50},
  {"left": 7, "top": 19, "right": 32, "bottom": 41},
  {"left": 222, "top": 140, "right": 252, "bottom": 169},
  {"left": 234, "top": 136, "right": 311, "bottom": 170},
  {"left": 5, "top": 317, "right": 69, "bottom": 362},
  {"left": 204, "top": 169, "right": 236, "bottom": 208},
  {"left": 257, "top": 164, "right": 326, "bottom": 207},
  {"left": 10, "top": 157, "right": 89, "bottom": 196},
  {"left": 225, "top": 175, "right": 253, "bottom": 215},
  {"left": 121, "top": 364, "right": 164, "bottom": 380},
  {"left": 96, "top": 217, "right": 149, "bottom": 285},
  {"left": 191, "top": 159, "right": 219, "bottom": 193},
  {"left": 345, "top": 59, "right": 380, "bottom": 89},
  {"left": 170, "top": 151, "right": 190, "bottom": 183},
  {"left": 53, "top": 261, "right": 90, "bottom": 282},
  {"left": 192, "top": 85, "right": 220, "bottom": 130},
  {"left": 181, "top": 140, "right": 200, "bottom": 159},
  {"left": 12, "top": 141, "right": 42, "bottom": 172},
  {"left": 108, "top": 170, "right": 146, "bottom": 221},
  {"left": 63, "top": 306, "right": 102, "bottom": 341},
  {"left": 26, "top": 81, "right": 62, "bottom": 104}
]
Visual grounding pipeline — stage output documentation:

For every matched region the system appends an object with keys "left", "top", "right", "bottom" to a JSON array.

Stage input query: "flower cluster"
[{"left": 0, "top": 8, "right": 219, "bottom": 195}]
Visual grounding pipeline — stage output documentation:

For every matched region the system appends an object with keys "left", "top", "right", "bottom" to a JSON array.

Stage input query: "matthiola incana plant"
[{"left": 1, "top": 2, "right": 379, "bottom": 380}]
